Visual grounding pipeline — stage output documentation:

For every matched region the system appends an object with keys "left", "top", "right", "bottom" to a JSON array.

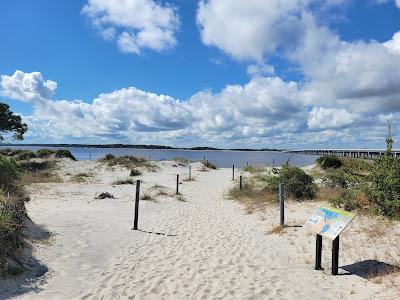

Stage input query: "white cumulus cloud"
[
  {"left": 307, "top": 107, "right": 359, "bottom": 130},
  {"left": 82, "top": 0, "right": 180, "bottom": 54}
]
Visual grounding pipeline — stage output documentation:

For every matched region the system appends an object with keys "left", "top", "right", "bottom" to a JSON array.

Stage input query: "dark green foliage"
[
  {"left": 0, "top": 102, "right": 27, "bottom": 141},
  {"left": 330, "top": 190, "right": 364, "bottom": 212},
  {"left": 0, "top": 155, "right": 21, "bottom": 193},
  {"left": 130, "top": 169, "right": 142, "bottom": 177},
  {"left": 103, "top": 154, "right": 116, "bottom": 161},
  {"left": 368, "top": 156, "right": 400, "bottom": 219},
  {"left": 37, "top": 148, "right": 55, "bottom": 158},
  {"left": 316, "top": 155, "right": 343, "bottom": 169},
  {"left": 55, "top": 149, "right": 76, "bottom": 160},
  {"left": 269, "top": 165, "right": 316, "bottom": 200},
  {"left": 95, "top": 192, "right": 115, "bottom": 199},
  {"left": 322, "top": 168, "right": 362, "bottom": 189}
]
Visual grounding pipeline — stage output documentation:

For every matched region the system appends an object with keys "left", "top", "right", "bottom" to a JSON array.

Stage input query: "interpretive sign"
[{"left": 303, "top": 206, "right": 356, "bottom": 240}]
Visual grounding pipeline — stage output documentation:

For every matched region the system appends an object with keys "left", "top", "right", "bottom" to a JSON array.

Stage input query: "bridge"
[{"left": 287, "top": 149, "right": 400, "bottom": 159}]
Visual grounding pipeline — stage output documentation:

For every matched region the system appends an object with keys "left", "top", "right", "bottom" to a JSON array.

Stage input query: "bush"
[
  {"left": 55, "top": 149, "right": 76, "bottom": 160},
  {"left": 95, "top": 192, "right": 115, "bottom": 199},
  {"left": 0, "top": 155, "right": 21, "bottom": 193},
  {"left": 322, "top": 168, "right": 362, "bottom": 189},
  {"left": 268, "top": 165, "right": 316, "bottom": 200},
  {"left": 14, "top": 150, "right": 37, "bottom": 161},
  {"left": 37, "top": 148, "right": 55, "bottom": 158},
  {"left": 316, "top": 155, "right": 343, "bottom": 169},
  {"left": 368, "top": 156, "right": 400, "bottom": 219},
  {"left": 130, "top": 169, "right": 142, "bottom": 177},
  {"left": 330, "top": 190, "right": 368, "bottom": 211},
  {"left": 103, "top": 154, "right": 116, "bottom": 161}
]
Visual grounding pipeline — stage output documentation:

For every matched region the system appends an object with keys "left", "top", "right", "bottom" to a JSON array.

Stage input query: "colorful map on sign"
[{"left": 303, "top": 206, "right": 356, "bottom": 240}]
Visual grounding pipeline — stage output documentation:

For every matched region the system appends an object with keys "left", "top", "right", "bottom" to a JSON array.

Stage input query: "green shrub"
[
  {"left": 268, "top": 165, "right": 316, "bottom": 200},
  {"left": 0, "top": 156, "right": 20, "bottom": 193},
  {"left": 173, "top": 157, "right": 190, "bottom": 165},
  {"left": 14, "top": 150, "right": 37, "bottom": 161},
  {"left": 341, "top": 158, "right": 372, "bottom": 173},
  {"left": 330, "top": 190, "right": 365, "bottom": 211},
  {"left": 103, "top": 154, "right": 116, "bottom": 161},
  {"left": 368, "top": 156, "right": 400, "bottom": 219},
  {"left": 55, "top": 149, "right": 76, "bottom": 160},
  {"left": 95, "top": 192, "right": 115, "bottom": 199},
  {"left": 37, "top": 148, "right": 55, "bottom": 158},
  {"left": 243, "top": 165, "right": 265, "bottom": 173},
  {"left": 130, "top": 169, "right": 142, "bottom": 177},
  {"left": 322, "top": 168, "right": 362, "bottom": 189},
  {"left": 316, "top": 155, "right": 343, "bottom": 169}
]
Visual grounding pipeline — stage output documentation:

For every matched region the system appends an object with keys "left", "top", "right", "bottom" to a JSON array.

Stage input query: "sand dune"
[{"left": 1, "top": 159, "right": 399, "bottom": 299}]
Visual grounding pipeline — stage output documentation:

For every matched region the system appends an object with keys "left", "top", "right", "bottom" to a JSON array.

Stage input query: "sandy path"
[{"left": 1, "top": 160, "right": 398, "bottom": 299}]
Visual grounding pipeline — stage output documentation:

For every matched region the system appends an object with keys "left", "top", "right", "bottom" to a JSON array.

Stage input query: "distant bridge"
[{"left": 287, "top": 149, "right": 400, "bottom": 159}]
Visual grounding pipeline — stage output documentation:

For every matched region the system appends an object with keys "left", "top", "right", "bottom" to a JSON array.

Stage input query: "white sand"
[{"left": 1, "top": 159, "right": 399, "bottom": 299}]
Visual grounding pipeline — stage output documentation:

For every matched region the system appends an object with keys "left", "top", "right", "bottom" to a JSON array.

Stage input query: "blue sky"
[{"left": 1, "top": 0, "right": 400, "bottom": 148}]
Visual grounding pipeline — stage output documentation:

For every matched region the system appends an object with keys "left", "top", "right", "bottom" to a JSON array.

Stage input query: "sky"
[{"left": 1, "top": 0, "right": 400, "bottom": 149}]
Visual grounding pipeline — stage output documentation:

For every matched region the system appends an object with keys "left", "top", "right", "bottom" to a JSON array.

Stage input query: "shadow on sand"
[
  {"left": 0, "top": 217, "right": 50, "bottom": 299},
  {"left": 341, "top": 259, "right": 400, "bottom": 279},
  {"left": 136, "top": 229, "right": 177, "bottom": 237}
]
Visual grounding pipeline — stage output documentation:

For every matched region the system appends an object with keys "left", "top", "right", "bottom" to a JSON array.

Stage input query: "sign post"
[{"left": 303, "top": 206, "right": 356, "bottom": 275}]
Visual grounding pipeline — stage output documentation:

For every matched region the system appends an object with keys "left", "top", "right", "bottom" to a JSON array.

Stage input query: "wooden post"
[
  {"left": 133, "top": 180, "right": 140, "bottom": 230},
  {"left": 279, "top": 183, "right": 285, "bottom": 226},
  {"left": 203, "top": 156, "right": 206, "bottom": 162},
  {"left": 240, "top": 176, "right": 243, "bottom": 190},
  {"left": 315, "top": 234, "right": 322, "bottom": 270},
  {"left": 89, "top": 153, "right": 91, "bottom": 160},
  {"left": 189, "top": 165, "right": 192, "bottom": 180},
  {"left": 176, "top": 174, "right": 179, "bottom": 195},
  {"left": 232, "top": 164, "right": 235, "bottom": 181},
  {"left": 246, "top": 162, "right": 249, "bottom": 167},
  {"left": 332, "top": 236, "right": 340, "bottom": 275}
]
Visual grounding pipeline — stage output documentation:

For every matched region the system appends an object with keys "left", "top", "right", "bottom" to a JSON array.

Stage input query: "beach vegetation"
[
  {"left": 130, "top": 169, "right": 142, "bottom": 176},
  {"left": 243, "top": 165, "right": 265, "bottom": 174},
  {"left": 95, "top": 192, "right": 115, "bottom": 199},
  {"left": 173, "top": 157, "right": 190, "bottom": 165},
  {"left": 55, "top": 149, "right": 76, "bottom": 160},
  {"left": 113, "top": 178, "right": 135, "bottom": 185},
  {"left": 36, "top": 148, "right": 55, "bottom": 158},
  {"left": 71, "top": 172, "right": 93, "bottom": 183},
  {"left": 100, "top": 155, "right": 158, "bottom": 172},
  {"left": 141, "top": 193, "right": 156, "bottom": 201},
  {"left": 202, "top": 160, "right": 217, "bottom": 169},
  {"left": 316, "top": 155, "right": 343, "bottom": 170}
]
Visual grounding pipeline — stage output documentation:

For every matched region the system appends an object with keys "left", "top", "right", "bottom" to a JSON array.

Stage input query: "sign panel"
[{"left": 303, "top": 206, "right": 356, "bottom": 240}]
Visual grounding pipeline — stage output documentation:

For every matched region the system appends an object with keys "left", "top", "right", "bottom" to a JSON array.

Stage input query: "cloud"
[
  {"left": 82, "top": 0, "right": 180, "bottom": 54},
  {"left": 307, "top": 107, "right": 359, "bottom": 130},
  {"left": 0, "top": 70, "right": 57, "bottom": 102}
]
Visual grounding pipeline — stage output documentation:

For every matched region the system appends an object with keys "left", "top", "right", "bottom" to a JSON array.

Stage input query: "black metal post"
[
  {"left": 232, "top": 164, "right": 235, "bottom": 181},
  {"left": 176, "top": 174, "right": 179, "bottom": 195},
  {"left": 133, "top": 180, "right": 140, "bottom": 230},
  {"left": 315, "top": 234, "right": 322, "bottom": 270},
  {"left": 189, "top": 165, "right": 192, "bottom": 180},
  {"left": 240, "top": 176, "right": 243, "bottom": 190},
  {"left": 332, "top": 236, "right": 340, "bottom": 275},
  {"left": 279, "top": 183, "right": 285, "bottom": 226}
]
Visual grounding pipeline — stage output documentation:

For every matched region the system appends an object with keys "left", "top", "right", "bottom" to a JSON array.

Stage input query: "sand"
[{"left": 0, "top": 159, "right": 399, "bottom": 299}]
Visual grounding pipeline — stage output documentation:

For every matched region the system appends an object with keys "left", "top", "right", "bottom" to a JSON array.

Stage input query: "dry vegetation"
[{"left": 100, "top": 154, "right": 158, "bottom": 172}]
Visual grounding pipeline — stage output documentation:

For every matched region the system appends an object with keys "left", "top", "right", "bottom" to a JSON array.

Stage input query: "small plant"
[
  {"left": 243, "top": 165, "right": 265, "bottom": 173},
  {"left": 71, "top": 173, "right": 93, "bottom": 183},
  {"left": 95, "top": 192, "right": 115, "bottom": 199},
  {"left": 130, "top": 169, "right": 142, "bottom": 177},
  {"left": 36, "top": 148, "right": 55, "bottom": 158},
  {"left": 113, "top": 178, "right": 134, "bottom": 185},
  {"left": 330, "top": 190, "right": 368, "bottom": 212},
  {"left": 101, "top": 155, "right": 157, "bottom": 172},
  {"left": 141, "top": 193, "right": 156, "bottom": 201},
  {"left": 55, "top": 149, "right": 76, "bottom": 160},
  {"left": 176, "top": 194, "right": 186, "bottom": 202},
  {"left": 202, "top": 160, "right": 217, "bottom": 169},
  {"left": 267, "top": 225, "right": 285, "bottom": 235},
  {"left": 0, "top": 155, "right": 20, "bottom": 193},
  {"left": 316, "top": 155, "right": 343, "bottom": 170},
  {"left": 173, "top": 157, "right": 190, "bottom": 165},
  {"left": 103, "top": 153, "right": 116, "bottom": 161}
]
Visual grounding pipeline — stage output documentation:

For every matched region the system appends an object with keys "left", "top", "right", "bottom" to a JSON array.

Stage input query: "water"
[{"left": 0, "top": 145, "right": 318, "bottom": 168}]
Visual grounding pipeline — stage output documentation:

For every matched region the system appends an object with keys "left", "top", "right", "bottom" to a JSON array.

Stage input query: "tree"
[{"left": 0, "top": 102, "right": 28, "bottom": 141}]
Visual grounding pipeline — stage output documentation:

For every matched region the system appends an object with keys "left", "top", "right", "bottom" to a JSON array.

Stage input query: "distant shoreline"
[{"left": 0, "top": 143, "right": 284, "bottom": 152}]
